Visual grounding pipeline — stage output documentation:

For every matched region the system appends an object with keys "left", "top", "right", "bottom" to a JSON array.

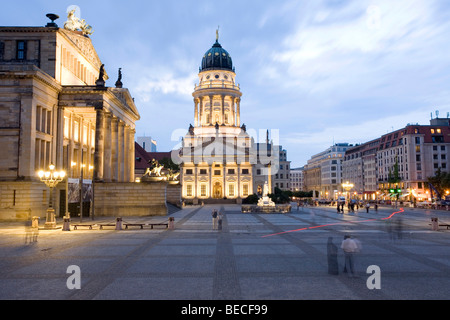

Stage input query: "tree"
[
  {"left": 427, "top": 168, "right": 450, "bottom": 199},
  {"left": 158, "top": 157, "right": 180, "bottom": 172}
]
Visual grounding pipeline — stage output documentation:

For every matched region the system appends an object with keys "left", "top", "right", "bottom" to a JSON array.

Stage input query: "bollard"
[
  {"left": 115, "top": 217, "right": 123, "bottom": 230},
  {"left": 431, "top": 217, "right": 439, "bottom": 231},
  {"left": 62, "top": 217, "right": 71, "bottom": 231},
  {"left": 168, "top": 217, "right": 175, "bottom": 230}
]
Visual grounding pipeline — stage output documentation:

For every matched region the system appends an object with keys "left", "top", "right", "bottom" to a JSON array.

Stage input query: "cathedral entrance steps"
[{"left": 202, "top": 199, "right": 237, "bottom": 205}]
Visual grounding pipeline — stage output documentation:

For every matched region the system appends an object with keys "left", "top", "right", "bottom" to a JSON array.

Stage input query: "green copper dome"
[{"left": 200, "top": 40, "right": 234, "bottom": 72}]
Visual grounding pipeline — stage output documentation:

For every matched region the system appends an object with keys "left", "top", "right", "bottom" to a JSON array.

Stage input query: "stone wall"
[
  {"left": 0, "top": 181, "right": 48, "bottom": 220},
  {"left": 166, "top": 183, "right": 182, "bottom": 207},
  {"left": 94, "top": 181, "right": 168, "bottom": 217}
]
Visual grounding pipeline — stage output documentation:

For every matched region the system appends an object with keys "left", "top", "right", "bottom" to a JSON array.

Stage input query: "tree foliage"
[{"left": 427, "top": 168, "right": 450, "bottom": 199}]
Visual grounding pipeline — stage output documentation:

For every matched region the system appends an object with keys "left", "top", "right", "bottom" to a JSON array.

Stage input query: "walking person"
[
  {"left": 217, "top": 211, "right": 223, "bottom": 231},
  {"left": 212, "top": 209, "right": 218, "bottom": 230},
  {"left": 365, "top": 202, "right": 370, "bottom": 213},
  {"left": 327, "top": 237, "right": 339, "bottom": 275},
  {"left": 341, "top": 235, "right": 358, "bottom": 277}
]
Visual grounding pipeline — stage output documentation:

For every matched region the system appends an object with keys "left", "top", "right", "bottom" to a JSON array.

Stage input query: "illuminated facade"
[
  {"left": 0, "top": 15, "right": 139, "bottom": 219},
  {"left": 179, "top": 35, "right": 254, "bottom": 203}
]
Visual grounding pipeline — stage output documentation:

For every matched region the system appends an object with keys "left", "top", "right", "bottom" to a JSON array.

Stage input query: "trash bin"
[
  {"left": 31, "top": 216, "right": 40, "bottom": 228},
  {"left": 62, "top": 217, "right": 71, "bottom": 231},
  {"left": 431, "top": 217, "right": 439, "bottom": 231},
  {"left": 168, "top": 217, "right": 175, "bottom": 230},
  {"left": 115, "top": 217, "right": 123, "bottom": 230}
]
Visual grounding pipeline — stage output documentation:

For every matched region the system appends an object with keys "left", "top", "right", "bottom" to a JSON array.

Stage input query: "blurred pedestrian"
[
  {"left": 327, "top": 237, "right": 339, "bottom": 275},
  {"left": 341, "top": 235, "right": 358, "bottom": 277},
  {"left": 217, "top": 211, "right": 223, "bottom": 231},
  {"left": 212, "top": 209, "right": 218, "bottom": 230}
]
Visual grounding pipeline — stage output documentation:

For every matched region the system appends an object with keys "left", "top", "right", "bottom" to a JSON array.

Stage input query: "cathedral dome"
[{"left": 200, "top": 40, "right": 234, "bottom": 72}]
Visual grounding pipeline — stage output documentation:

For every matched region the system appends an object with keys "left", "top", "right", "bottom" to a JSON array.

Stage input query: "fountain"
[
  {"left": 241, "top": 181, "right": 291, "bottom": 213},
  {"left": 257, "top": 181, "right": 276, "bottom": 208}
]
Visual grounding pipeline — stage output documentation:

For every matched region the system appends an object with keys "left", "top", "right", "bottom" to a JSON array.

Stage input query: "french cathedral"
[{"left": 179, "top": 33, "right": 279, "bottom": 204}]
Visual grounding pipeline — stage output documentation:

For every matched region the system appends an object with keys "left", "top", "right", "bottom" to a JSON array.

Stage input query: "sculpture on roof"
[{"left": 64, "top": 9, "right": 93, "bottom": 35}]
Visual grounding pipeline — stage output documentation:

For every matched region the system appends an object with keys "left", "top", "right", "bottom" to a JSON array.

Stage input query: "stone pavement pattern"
[{"left": 0, "top": 204, "right": 449, "bottom": 300}]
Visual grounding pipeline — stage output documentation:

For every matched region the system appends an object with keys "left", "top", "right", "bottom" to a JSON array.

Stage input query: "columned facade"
[{"left": 0, "top": 24, "right": 140, "bottom": 220}]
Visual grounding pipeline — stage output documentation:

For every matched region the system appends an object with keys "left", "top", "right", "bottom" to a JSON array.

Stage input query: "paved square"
[{"left": 0, "top": 203, "right": 449, "bottom": 300}]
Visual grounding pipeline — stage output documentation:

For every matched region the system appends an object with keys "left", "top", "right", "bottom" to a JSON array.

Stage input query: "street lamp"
[
  {"left": 342, "top": 181, "right": 354, "bottom": 202},
  {"left": 38, "top": 164, "right": 66, "bottom": 229}
]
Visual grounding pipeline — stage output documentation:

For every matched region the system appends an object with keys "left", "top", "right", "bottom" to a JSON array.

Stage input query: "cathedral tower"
[{"left": 180, "top": 32, "right": 253, "bottom": 203}]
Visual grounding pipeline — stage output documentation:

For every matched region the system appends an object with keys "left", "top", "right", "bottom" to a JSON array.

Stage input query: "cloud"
[
  {"left": 284, "top": 104, "right": 434, "bottom": 147},
  {"left": 266, "top": 0, "right": 450, "bottom": 101},
  {"left": 131, "top": 69, "right": 197, "bottom": 103}
]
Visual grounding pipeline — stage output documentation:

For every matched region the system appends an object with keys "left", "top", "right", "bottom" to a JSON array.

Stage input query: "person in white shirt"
[{"left": 341, "top": 235, "right": 358, "bottom": 277}]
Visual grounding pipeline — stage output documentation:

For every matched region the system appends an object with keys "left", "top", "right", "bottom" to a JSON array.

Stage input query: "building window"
[
  {"left": 228, "top": 184, "right": 235, "bottom": 197},
  {"left": 74, "top": 121, "right": 79, "bottom": 142},
  {"left": 214, "top": 170, "right": 221, "bottom": 175},
  {"left": 243, "top": 184, "right": 249, "bottom": 197},
  {"left": 185, "top": 169, "right": 193, "bottom": 175},
  {"left": 199, "top": 169, "right": 207, "bottom": 175},
  {"left": 186, "top": 184, "right": 193, "bottom": 197},
  {"left": 227, "top": 169, "right": 235, "bottom": 174},
  {"left": 83, "top": 125, "right": 88, "bottom": 145},
  {"left": 415, "top": 137, "right": 420, "bottom": 144},
  {"left": 64, "top": 117, "right": 70, "bottom": 139},
  {"left": 16, "top": 41, "right": 26, "bottom": 60},
  {"left": 242, "top": 169, "right": 249, "bottom": 174},
  {"left": 200, "top": 184, "right": 207, "bottom": 197}
]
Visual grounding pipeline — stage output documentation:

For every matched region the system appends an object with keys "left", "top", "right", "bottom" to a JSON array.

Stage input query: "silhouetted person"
[{"left": 327, "top": 237, "right": 339, "bottom": 275}]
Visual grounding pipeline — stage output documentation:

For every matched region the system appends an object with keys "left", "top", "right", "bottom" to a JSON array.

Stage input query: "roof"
[
  {"left": 200, "top": 40, "right": 234, "bottom": 72},
  {"left": 135, "top": 142, "right": 172, "bottom": 169}
]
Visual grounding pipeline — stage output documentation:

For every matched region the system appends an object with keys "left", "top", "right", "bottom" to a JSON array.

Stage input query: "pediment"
[{"left": 59, "top": 28, "right": 103, "bottom": 72}]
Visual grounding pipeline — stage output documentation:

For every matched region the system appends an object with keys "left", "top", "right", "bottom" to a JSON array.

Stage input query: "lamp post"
[
  {"left": 38, "top": 164, "right": 66, "bottom": 229},
  {"left": 342, "top": 181, "right": 354, "bottom": 203}
]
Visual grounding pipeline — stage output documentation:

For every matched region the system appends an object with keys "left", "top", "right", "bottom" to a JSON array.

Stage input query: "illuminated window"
[
  {"left": 201, "top": 184, "right": 207, "bottom": 197},
  {"left": 228, "top": 184, "right": 235, "bottom": 197},
  {"left": 437, "top": 128, "right": 442, "bottom": 134},
  {"left": 243, "top": 184, "right": 249, "bottom": 197},
  {"left": 91, "top": 129, "right": 95, "bottom": 147},
  {"left": 186, "top": 184, "right": 193, "bottom": 197},
  {"left": 74, "top": 121, "right": 79, "bottom": 142},
  {"left": 83, "top": 125, "right": 88, "bottom": 145},
  {"left": 64, "top": 117, "right": 70, "bottom": 138}
]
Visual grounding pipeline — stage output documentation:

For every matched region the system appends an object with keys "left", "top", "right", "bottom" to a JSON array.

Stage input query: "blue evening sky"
[{"left": 2, "top": 0, "right": 450, "bottom": 167}]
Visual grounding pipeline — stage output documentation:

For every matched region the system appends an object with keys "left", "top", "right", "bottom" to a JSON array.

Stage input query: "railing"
[{"left": 194, "top": 80, "right": 240, "bottom": 91}]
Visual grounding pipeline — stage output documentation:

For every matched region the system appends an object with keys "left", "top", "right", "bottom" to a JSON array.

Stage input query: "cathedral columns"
[
  {"left": 236, "top": 97, "right": 241, "bottom": 127},
  {"left": 209, "top": 95, "right": 214, "bottom": 125},
  {"left": 199, "top": 97, "right": 203, "bottom": 126},
  {"left": 194, "top": 98, "right": 199, "bottom": 127},
  {"left": 221, "top": 95, "right": 225, "bottom": 125}
]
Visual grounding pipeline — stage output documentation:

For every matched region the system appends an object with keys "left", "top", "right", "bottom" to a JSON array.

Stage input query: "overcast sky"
[{"left": 2, "top": 0, "right": 450, "bottom": 167}]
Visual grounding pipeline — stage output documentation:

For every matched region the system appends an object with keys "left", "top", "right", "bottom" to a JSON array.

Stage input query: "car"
[{"left": 417, "top": 201, "right": 430, "bottom": 208}]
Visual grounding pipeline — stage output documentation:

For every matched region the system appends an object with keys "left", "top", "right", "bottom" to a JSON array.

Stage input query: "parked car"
[{"left": 417, "top": 201, "right": 431, "bottom": 208}]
